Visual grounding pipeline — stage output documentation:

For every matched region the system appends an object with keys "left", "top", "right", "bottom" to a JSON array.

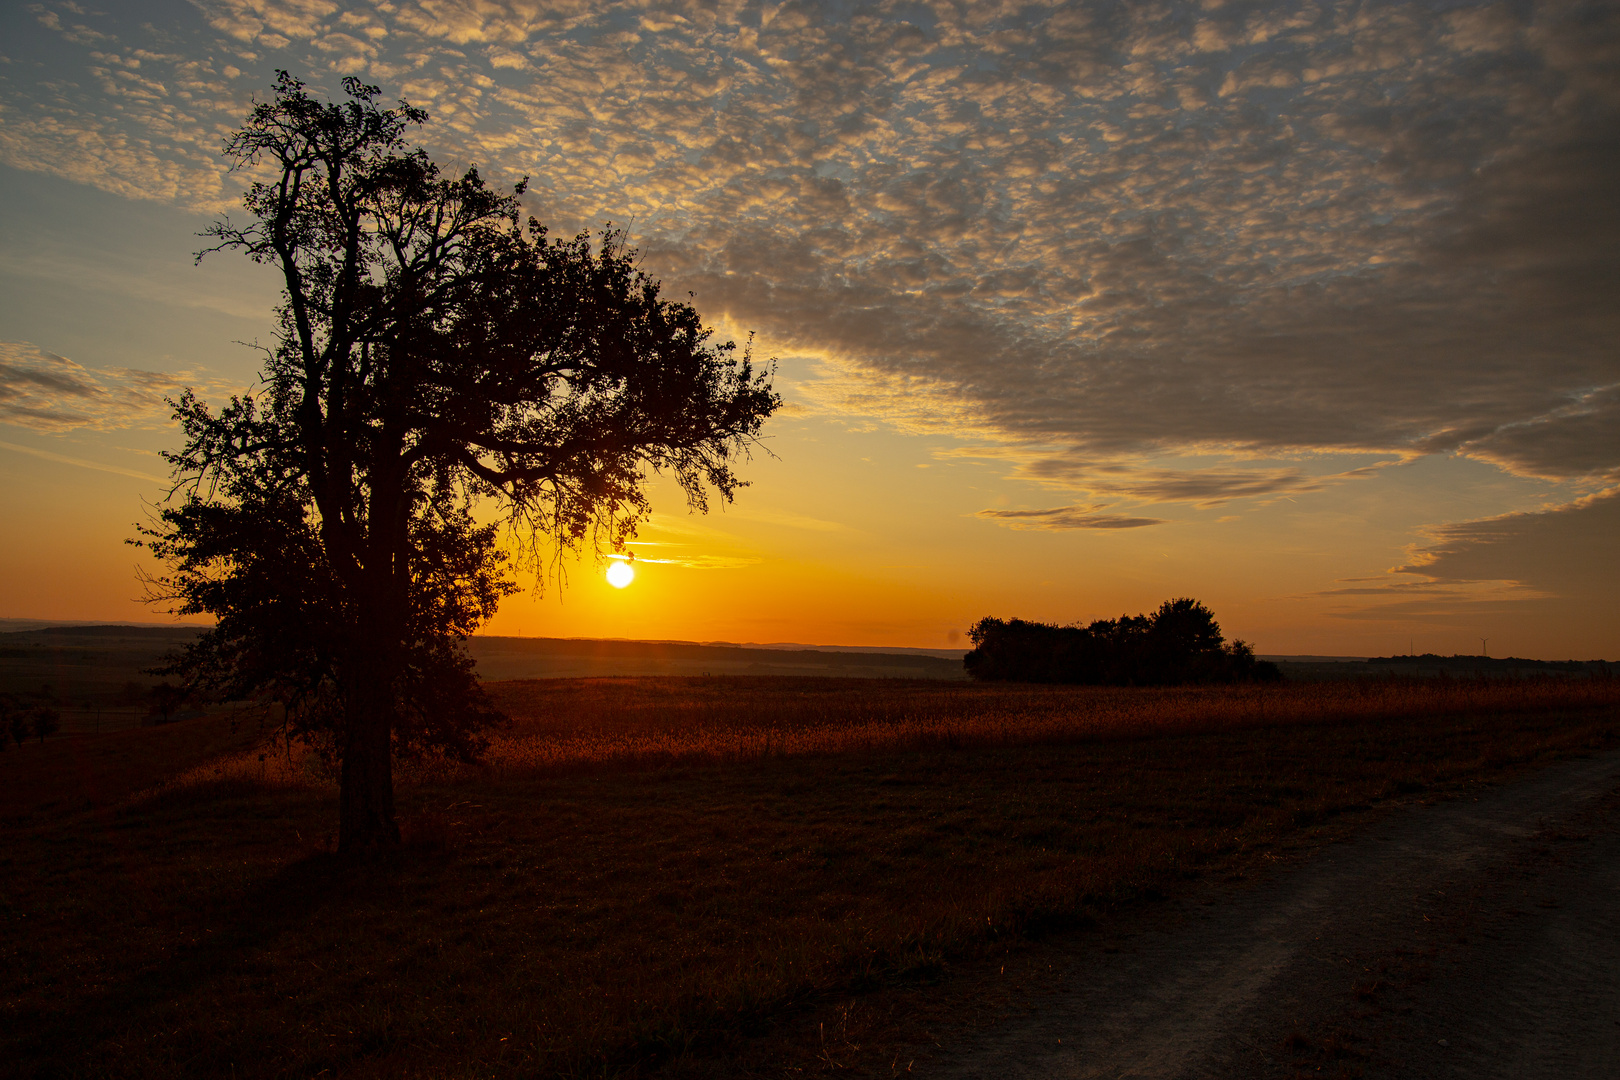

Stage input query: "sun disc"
[{"left": 606, "top": 560, "right": 634, "bottom": 588}]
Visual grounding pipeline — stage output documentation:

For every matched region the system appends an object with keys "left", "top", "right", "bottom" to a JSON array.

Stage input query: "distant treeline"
[
  {"left": 1366, "top": 654, "right": 1617, "bottom": 676},
  {"left": 965, "top": 598, "right": 1281, "bottom": 686}
]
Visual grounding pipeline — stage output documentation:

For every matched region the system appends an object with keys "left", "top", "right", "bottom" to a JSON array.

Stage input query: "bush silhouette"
[
  {"left": 0, "top": 692, "right": 65, "bottom": 746},
  {"left": 964, "top": 599, "right": 1281, "bottom": 686}
]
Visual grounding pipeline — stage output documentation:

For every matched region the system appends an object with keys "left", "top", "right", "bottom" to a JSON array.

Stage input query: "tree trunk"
[
  {"left": 338, "top": 656, "right": 400, "bottom": 853},
  {"left": 333, "top": 443, "right": 411, "bottom": 855}
]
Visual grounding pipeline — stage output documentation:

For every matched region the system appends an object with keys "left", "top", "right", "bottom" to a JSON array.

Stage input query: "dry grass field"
[{"left": 3, "top": 675, "right": 1618, "bottom": 1078}]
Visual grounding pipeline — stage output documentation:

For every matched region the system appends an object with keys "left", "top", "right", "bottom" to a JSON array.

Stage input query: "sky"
[{"left": 1, "top": 0, "right": 1617, "bottom": 658}]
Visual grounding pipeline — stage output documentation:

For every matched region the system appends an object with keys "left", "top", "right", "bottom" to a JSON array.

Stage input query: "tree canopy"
[
  {"left": 136, "top": 73, "right": 779, "bottom": 851},
  {"left": 963, "top": 599, "right": 1281, "bottom": 685}
]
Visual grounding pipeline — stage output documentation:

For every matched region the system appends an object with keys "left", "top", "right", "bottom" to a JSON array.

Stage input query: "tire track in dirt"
[{"left": 933, "top": 748, "right": 1620, "bottom": 1079}]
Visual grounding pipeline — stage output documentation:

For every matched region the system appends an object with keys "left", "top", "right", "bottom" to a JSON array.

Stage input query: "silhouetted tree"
[
  {"left": 146, "top": 682, "right": 188, "bottom": 725},
  {"left": 964, "top": 599, "right": 1280, "bottom": 685},
  {"left": 31, "top": 707, "right": 60, "bottom": 744},
  {"left": 0, "top": 695, "right": 22, "bottom": 749},
  {"left": 135, "top": 73, "right": 778, "bottom": 852},
  {"left": 0, "top": 692, "right": 62, "bottom": 746}
]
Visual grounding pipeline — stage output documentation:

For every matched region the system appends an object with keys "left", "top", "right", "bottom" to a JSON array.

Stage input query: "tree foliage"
[
  {"left": 0, "top": 691, "right": 60, "bottom": 749},
  {"left": 963, "top": 599, "right": 1281, "bottom": 685},
  {"left": 135, "top": 73, "right": 778, "bottom": 850}
]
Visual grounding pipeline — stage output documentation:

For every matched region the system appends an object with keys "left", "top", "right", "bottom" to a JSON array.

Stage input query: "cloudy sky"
[{"left": 2, "top": 0, "right": 1616, "bottom": 657}]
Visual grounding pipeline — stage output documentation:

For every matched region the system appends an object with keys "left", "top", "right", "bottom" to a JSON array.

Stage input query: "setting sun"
[{"left": 606, "top": 561, "right": 635, "bottom": 589}]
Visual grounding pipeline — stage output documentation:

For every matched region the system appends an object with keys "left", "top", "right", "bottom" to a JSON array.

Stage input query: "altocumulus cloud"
[
  {"left": 4, "top": 0, "right": 1617, "bottom": 505},
  {"left": 0, "top": 342, "right": 236, "bottom": 432}
]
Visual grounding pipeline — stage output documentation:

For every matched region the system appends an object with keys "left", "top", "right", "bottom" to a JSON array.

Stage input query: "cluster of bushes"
[
  {"left": 964, "top": 598, "right": 1281, "bottom": 686},
  {"left": 1, "top": 689, "right": 61, "bottom": 748}
]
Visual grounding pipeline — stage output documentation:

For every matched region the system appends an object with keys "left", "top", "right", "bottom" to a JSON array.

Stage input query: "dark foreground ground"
[
  {"left": 931, "top": 746, "right": 1620, "bottom": 1079},
  {"left": 2, "top": 679, "right": 1617, "bottom": 1078}
]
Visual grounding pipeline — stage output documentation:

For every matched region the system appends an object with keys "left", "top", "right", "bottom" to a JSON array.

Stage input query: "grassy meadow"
[{"left": 3, "top": 674, "right": 1618, "bottom": 1077}]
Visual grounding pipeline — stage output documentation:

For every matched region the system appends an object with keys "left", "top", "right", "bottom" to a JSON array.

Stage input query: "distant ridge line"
[
  {"left": 0, "top": 618, "right": 211, "bottom": 632},
  {"left": 474, "top": 634, "right": 965, "bottom": 661},
  {"left": 465, "top": 635, "right": 969, "bottom": 681}
]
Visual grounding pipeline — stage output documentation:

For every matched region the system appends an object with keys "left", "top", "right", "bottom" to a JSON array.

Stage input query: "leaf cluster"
[{"left": 135, "top": 393, "right": 509, "bottom": 760}]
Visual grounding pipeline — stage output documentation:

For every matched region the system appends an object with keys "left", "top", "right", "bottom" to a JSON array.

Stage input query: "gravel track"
[{"left": 934, "top": 748, "right": 1620, "bottom": 1079}]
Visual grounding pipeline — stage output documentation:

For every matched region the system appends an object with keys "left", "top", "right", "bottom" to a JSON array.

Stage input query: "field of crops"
[
  {"left": 7, "top": 674, "right": 1620, "bottom": 1078},
  {"left": 173, "top": 673, "right": 1620, "bottom": 790},
  {"left": 481, "top": 675, "right": 1620, "bottom": 768}
]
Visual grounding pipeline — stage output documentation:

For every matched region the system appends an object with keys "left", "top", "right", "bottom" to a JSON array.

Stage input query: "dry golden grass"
[
  {"left": 479, "top": 674, "right": 1620, "bottom": 771},
  {"left": 171, "top": 674, "right": 1620, "bottom": 789},
  {"left": 4, "top": 675, "right": 1617, "bottom": 1079}
]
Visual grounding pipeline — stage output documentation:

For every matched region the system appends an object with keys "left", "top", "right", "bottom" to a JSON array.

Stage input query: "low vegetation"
[
  {"left": 3, "top": 675, "right": 1618, "bottom": 1078},
  {"left": 0, "top": 692, "right": 59, "bottom": 749}
]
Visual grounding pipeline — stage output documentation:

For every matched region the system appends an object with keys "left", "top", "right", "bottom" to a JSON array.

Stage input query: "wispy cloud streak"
[
  {"left": 976, "top": 506, "right": 1165, "bottom": 531},
  {"left": 0, "top": 438, "right": 167, "bottom": 484}
]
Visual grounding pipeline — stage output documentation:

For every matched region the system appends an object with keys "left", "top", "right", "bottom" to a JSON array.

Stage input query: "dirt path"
[{"left": 934, "top": 748, "right": 1620, "bottom": 1079}]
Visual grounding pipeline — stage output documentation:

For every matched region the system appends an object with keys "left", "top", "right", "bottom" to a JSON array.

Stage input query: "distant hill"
[
  {"left": 708, "top": 640, "right": 966, "bottom": 661},
  {"left": 1262, "top": 653, "right": 1618, "bottom": 680},
  {"left": 0, "top": 618, "right": 209, "bottom": 635},
  {"left": 1362, "top": 654, "right": 1619, "bottom": 677},
  {"left": 465, "top": 636, "right": 967, "bottom": 680},
  {"left": 0, "top": 624, "right": 207, "bottom": 731},
  {"left": 0, "top": 626, "right": 968, "bottom": 706}
]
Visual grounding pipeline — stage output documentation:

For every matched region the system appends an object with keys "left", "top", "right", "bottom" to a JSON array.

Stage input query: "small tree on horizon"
[
  {"left": 135, "top": 73, "right": 779, "bottom": 852},
  {"left": 146, "top": 682, "right": 189, "bottom": 725},
  {"left": 32, "top": 706, "right": 60, "bottom": 744}
]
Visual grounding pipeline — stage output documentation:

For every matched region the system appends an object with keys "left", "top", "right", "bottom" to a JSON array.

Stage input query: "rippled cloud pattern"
[{"left": 4, "top": 0, "right": 1617, "bottom": 511}]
